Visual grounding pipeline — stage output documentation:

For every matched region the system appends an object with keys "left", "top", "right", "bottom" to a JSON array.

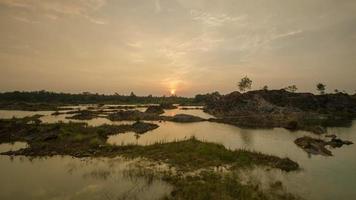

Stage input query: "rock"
[
  {"left": 204, "top": 89, "right": 356, "bottom": 134},
  {"left": 295, "top": 136, "right": 353, "bottom": 156},
  {"left": 285, "top": 121, "right": 299, "bottom": 130},
  {"left": 145, "top": 106, "right": 164, "bottom": 114},
  {"left": 170, "top": 114, "right": 205, "bottom": 123},
  {"left": 107, "top": 110, "right": 161, "bottom": 121},
  {"left": 274, "top": 158, "right": 300, "bottom": 172},
  {"left": 43, "top": 134, "right": 58, "bottom": 141},
  {"left": 66, "top": 110, "right": 98, "bottom": 120},
  {"left": 327, "top": 138, "right": 353, "bottom": 148},
  {"left": 294, "top": 136, "right": 332, "bottom": 156},
  {"left": 132, "top": 121, "right": 159, "bottom": 134},
  {"left": 180, "top": 107, "right": 202, "bottom": 110},
  {"left": 159, "top": 103, "right": 177, "bottom": 110}
]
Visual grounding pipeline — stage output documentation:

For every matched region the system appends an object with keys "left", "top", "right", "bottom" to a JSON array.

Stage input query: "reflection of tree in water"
[
  {"left": 83, "top": 169, "right": 113, "bottom": 180},
  {"left": 239, "top": 128, "right": 254, "bottom": 146},
  {"left": 102, "top": 168, "right": 157, "bottom": 200},
  {"left": 135, "top": 133, "right": 141, "bottom": 145}
]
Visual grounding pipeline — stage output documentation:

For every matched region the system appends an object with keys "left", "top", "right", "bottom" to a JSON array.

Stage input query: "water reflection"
[
  {"left": 1, "top": 108, "right": 356, "bottom": 200},
  {"left": 0, "top": 142, "right": 28, "bottom": 153},
  {"left": 0, "top": 156, "right": 171, "bottom": 200},
  {"left": 107, "top": 121, "right": 356, "bottom": 200},
  {"left": 162, "top": 107, "right": 214, "bottom": 119}
]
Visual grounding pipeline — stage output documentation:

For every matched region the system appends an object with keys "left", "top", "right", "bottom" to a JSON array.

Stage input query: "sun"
[{"left": 170, "top": 89, "right": 176, "bottom": 95}]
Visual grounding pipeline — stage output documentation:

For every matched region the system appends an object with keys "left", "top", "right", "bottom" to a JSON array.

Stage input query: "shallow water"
[
  {"left": 0, "top": 156, "right": 171, "bottom": 200},
  {"left": 0, "top": 107, "right": 356, "bottom": 200},
  {"left": 0, "top": 142, "right": 28, "bottom": 153},
  {"left": 162, "top": 106, "right": 214, "bottom": 119},
  {"left": 106, "top": 122, "right": 356, "bottom": 200}
]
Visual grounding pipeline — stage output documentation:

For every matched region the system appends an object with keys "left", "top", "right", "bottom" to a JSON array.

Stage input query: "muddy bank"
[{"left": 205, "top": 90, "right": 356, "bottom": 134}]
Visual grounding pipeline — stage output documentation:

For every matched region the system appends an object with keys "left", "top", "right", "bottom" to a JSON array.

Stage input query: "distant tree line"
[{"left": 0, "top": 90, "right": 196, "bottom": 105}]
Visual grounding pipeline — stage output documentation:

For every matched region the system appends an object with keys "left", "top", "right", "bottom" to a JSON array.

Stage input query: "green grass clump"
[{"left": 120, "top": 137, "right": 299, "bottom": 172}]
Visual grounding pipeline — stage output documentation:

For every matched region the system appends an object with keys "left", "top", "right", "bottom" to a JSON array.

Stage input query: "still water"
[
  {"left": 0, "top": 107, "right": 355, "bottom": 200},
  {"left": 0, "top": 155, "right": 171, "bottom": 200}
]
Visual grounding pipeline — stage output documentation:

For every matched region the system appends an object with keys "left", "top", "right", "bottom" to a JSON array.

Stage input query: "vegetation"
[
  {"left": 0, "top": 102, "right": 70, "bottom": 111},
  {"left": 316, "top": 83, "right": 326, "bottom": 95},
  {"left": 238, "top": 76, "right": 253, "bottom": 92},
  {"left": 284, "top": 85, "right": 298, "bottom": 93},
  {"left": 161, "top": 170, "right": 300, "bottom": 200},
  {"left": 0, "top": 117, "right": 298, "bottom": 172},
  {"left": 121, "top": 137, "right": 299, "bottom": 172},
  {"left": 0, "top": 90, "right": 196, "bottom": 106},
  {"left": 205, "top": 89, "right": 356, "bottom": 134},
  {"left": 0, "top": 116, "right": 302, "bottom": 200}
]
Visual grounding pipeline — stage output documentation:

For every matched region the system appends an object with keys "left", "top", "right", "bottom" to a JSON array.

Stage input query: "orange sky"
[{"left": 0, "top": 0, "right": 356, "bottom": 96}]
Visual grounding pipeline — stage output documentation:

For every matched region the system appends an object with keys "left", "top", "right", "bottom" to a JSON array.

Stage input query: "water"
[
  {"left": 1, "top": 107, "right": 356, "bottom": 200},
  {"left": 162, "top": 106, "right": 214, "bottom": 119},
  {"left": 0, "top": 142, "right": 28, "bottom": 153},
  {"left": 0, "top": 156, "right": 171, "bottom": 200}
]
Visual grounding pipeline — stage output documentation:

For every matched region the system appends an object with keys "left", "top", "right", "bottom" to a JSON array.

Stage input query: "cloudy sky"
[{"left": 0, "top": 0, "right": 355, "bottom": 96}]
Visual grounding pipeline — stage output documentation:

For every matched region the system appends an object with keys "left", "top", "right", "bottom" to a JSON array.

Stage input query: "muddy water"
[{"left": 0, "top": 107, "right": 356, "bottom": 200}]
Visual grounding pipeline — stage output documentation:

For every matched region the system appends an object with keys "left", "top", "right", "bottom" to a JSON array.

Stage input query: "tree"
[
  {"left": 262, "top": 85, "right": 268, "bottom": 90},
  {"left": 284, "top": 85, "right": 298, "bottom": 93},
  {"left": 316, "top": 83, "right": 326, "bottom": 95},
  {"left": 130, "top": 92, "right": 136, "bottom": 97},
  {"left": 238, "top": 76, "right": 252, "bottom": 92}
]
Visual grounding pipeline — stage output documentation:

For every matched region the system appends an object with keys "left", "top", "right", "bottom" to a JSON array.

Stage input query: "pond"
[{"left": 0, "top": 107, "right": 356, "bottom": 200}]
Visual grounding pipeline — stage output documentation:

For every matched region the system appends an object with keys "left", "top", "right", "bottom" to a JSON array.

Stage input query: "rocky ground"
[{"left": 204, "top": 90, "right": 356, "bottom": 134}]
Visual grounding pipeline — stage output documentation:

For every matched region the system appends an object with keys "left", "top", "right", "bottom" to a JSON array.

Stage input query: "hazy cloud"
[{"left": 0, "top": 0, "right": 355, "bottom": 95}]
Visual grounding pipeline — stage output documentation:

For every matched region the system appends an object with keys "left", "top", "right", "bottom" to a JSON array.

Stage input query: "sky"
[{"left": 0, "top": 0, "right": 355, "bottom": 96}]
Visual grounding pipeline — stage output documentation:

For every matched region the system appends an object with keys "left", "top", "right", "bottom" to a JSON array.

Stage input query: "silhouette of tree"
[
  {"left": 316, "top": 83, "right": 326, "bottom": 95},
  {"left": 238, "top": 76, "right": 252, "bottom": 92},
  {"left": 284, "top": 85, "right": 298, "bottom": 93}
]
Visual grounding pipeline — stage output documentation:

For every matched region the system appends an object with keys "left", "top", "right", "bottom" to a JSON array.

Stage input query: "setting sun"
[{"left": 170, "top": 89, "right": 176, "bottom": 95}]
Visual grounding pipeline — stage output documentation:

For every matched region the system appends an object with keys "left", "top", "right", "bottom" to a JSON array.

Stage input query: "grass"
[
  {"left": 162, "top": 170, "right": 300, "bottom": 200},
  {"left": 116, "top": 137, "right": 299, "bottom": 172},
  {"left": 0, "top": 117, "right": 298, "bottom": 172},
  {"left": 124, "top": 166, "right": 300, "bottom": 200}
]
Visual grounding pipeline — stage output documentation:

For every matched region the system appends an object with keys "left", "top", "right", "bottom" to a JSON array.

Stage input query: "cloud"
[
  {"left": 190, "top": 9, "right": 247, "bottom": 27},
  {"left": 155, "top": 0, "right": 161, "bottom": 13},
  {"left": 13, "top": 16, "right": 39, "bottom": 24},
  {"left": 0, "top": 0, "right": 107, "bottom": 24},
  {"left": 273, "top": 30, "right": 303, "bottom": 40}
]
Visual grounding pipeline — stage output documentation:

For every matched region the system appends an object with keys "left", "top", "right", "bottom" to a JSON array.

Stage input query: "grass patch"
[
  {"left": 163, "top": 170, "right": 299, "bottom": 200},
  {"left": 117, "top": 137, "right": 299, "bottom": 172}
]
